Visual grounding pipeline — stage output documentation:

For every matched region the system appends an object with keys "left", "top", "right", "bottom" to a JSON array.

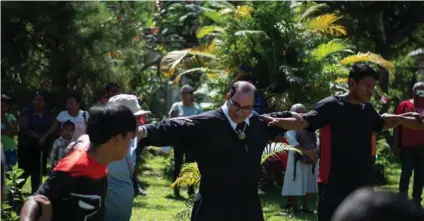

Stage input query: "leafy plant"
[{"left": 1, "top": 165, "right": 26, "bottom": 221}]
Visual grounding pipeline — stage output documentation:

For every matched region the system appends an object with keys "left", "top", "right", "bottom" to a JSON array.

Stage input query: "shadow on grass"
[
  {"left": 164, "top": 194, "right": 188, "bottom": 202},
  {"left": 259, "top": 187, "right": 317, "bottom": 221}
]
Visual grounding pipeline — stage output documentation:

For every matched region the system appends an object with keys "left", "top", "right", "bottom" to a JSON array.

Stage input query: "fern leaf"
[
  {"left": 311, "top": 39, "right": 353, "bottom": 60},
  {"left": 196, "top": 25, "right": 225, "bottom": 39},
  {"left": 303, "top": 13, "right": 347, "bottom": 36},
  {"left": 298, "top": 2, "right": 328, "bottom": 22},
  {"left": 340, "top": 52, "right": 396, "bottom": 75},
  {"left": 261, "top": 142, "right": 299, "bottom": 165}
]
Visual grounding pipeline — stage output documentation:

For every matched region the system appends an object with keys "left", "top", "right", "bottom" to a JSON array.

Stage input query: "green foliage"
[
  {"left": 1, "top": 1, "right": 157, "bottom": 110},
  {"left": 1, "top": 165, "right": 26, "bottom": 221}
]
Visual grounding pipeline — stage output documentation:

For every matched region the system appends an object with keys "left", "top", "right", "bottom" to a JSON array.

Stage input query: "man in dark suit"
[{"left": 138, "top": 81, "right": 300, "bottom": 221}]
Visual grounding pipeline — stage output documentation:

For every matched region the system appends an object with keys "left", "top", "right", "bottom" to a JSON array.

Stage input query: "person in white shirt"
[{"left": 40, "top": 95, "right": 89, "bottom": 144}]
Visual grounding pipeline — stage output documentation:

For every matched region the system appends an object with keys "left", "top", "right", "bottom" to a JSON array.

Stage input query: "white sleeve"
[
  {"left": 84, "top": 111, "right": 89, "bottom": 120},
  {"left": 56, "top": 111, "right": 67, "bottom": 122},
  {"left": 284, "top": 130, "right": 300, "bottom": 146}
]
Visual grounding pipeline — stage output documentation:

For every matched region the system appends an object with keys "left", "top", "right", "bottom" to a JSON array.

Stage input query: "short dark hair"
[
  {"left": 86, "top": 103, "right": 137, "bottom": 146},
  {"left": 229, "top": 81, "right": 257, "bottom": 99},
  {"left": 333, "top": 188, "right": 424, "bottom": 221},
  {"left": 348, "top": 63, "right": 379, "bottom": 84},
  {"left": 106, "top": 83, "right": 120, "bottom": 92},
  {"left": 66, "top": 93, "right": 81, "bottom": 104},
  {"left": 61, "top": 120, "right": 75, "bottom": 130}
]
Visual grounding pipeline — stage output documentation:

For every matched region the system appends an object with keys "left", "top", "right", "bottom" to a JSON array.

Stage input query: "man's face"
[
  {"left": 62, "top": 126, "right": 75, "bottom": 140},
  {"left": 226, "top": 92, "right": 254, "bottom": 123},
  {"left": 181, "top": 92, "right": 194, "bottom": 103},
  {"left": 351, "top": 76, "right": 377, "bottom": 103},
  {"left": 112, "top": 132, "right": 136, "bottom": 161},
  {"left": 107, "top": 86, "right": 120, "bottom": 98}
]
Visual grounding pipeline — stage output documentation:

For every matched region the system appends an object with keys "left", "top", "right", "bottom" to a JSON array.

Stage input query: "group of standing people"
[{"left": 5, "top": 63, "right": 424, "bottom": 221}]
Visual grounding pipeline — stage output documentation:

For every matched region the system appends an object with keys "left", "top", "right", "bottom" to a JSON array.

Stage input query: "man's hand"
[
  {"left": 260, "top": 115, "right": 280, "bottom": 127},
  {"left": 290, "top": 112, "right": 304, "bottom": 122},
  {"left": 34, "top": 195, "right": 52, "bottom": 221}
]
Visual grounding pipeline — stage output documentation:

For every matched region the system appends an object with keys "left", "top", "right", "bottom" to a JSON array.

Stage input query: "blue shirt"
[
  {"left": 105, "top": 137, "right": 138, "bottom": 221},
  {"left": 169, "top": 101, "right": 202, "bottom": 117}
]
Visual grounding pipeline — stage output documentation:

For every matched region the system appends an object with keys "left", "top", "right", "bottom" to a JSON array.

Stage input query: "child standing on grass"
[{"left": 50, "top": 120, "right": 74, "bottom": 168}]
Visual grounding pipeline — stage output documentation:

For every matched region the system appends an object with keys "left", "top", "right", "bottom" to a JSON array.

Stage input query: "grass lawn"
[
  {"left": 17, "top": 147, "right": 422, "bottom": 221},
  {"left": 130, "top": 148, "right": 423, "bottom": 221}
]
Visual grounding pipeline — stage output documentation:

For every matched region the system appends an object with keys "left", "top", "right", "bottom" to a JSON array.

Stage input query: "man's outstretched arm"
[
  {"left": 137, "top": 117, "right": 198, "bottom": 148},
  {"left": 261, "top": 114, "right": 308, "bottom": 131},
  {"left": 381, "top": 112, "right": 424, "bottom": 130}
]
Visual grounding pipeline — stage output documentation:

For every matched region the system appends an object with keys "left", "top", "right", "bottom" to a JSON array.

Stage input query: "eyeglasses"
[{"left": 229, "top": 99, "right": 252, "bottom": 113}]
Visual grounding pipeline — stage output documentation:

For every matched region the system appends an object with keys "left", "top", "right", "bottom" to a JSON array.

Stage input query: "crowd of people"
[{"left": 1, "top": 63, "right": 424, "bottom": 221}]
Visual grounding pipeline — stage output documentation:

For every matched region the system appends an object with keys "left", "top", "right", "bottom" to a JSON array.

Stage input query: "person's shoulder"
[
  {"left": 172, "top": 101, "right": 183, "bottom": 107},
  {"left": 320, "top": 96, "right": 341, "bottom": 104},
  {"left": 398, "top": 99, "right": 414, "bottom": 108},
  {"left": 189, "top": 109, "right": 223, "bottom": 121},
  {"left": 54, "top": 150, "right": 106, "bottom": 179},
  {"left": 312, "top": 96, "right": 340, "bottom": 110}
]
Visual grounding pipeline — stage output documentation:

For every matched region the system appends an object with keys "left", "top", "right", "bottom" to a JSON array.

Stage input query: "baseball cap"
[
  {"left": 108, "top": 94, "right": 150, "bottom": 116},
  {"left": 181, "top": 85, "right": 194, "bottom": 94}
]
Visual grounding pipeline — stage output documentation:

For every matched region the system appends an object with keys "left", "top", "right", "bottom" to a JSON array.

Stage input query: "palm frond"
[
  {"left": 234, "top": 30, "right": 269, "bottom": 39},
  {"left": 340, "top": 52, "right": 396, "bottom": 75},
  {"left": 202, "top": 9, "right": 227, "bottom": 24},
  {"left": 261, "top": 142, "right": 299, "bottom": 165},
  {"left": 303, "top": 13, "right": 347, "bottom": 36},
  {"left": 171, "top": 162, "right": 200, "bottom": 188},
  {"left": 310, "top": 39, "right": 353, "bottom": 61},
  {"left": 174, "top": 67, "right": 226, "bottom": 85},
  {"left": 196, "top": 25, "right": 225, "bottom": 39},
  {"left": 160, "top": 49, "right": 216, "bottom": 73},
  {"left": 160, "top": 50, "right": 190, "bottom": 72},
  {"left": 298, "top": 2, "right": 329, "bottom": 22}
]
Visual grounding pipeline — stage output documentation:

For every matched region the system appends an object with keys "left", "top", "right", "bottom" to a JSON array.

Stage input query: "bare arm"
[
  {"left": 261, "top": 115, "right": 309, "bottom": 131},
  {"left": 20, "top": 195, "right": 52, "bottom": 221},
  {"left": 381, "top": 113, "right": 424, "bottom": 130},
  {"left": 40, "top": 120, "right": 60, "bottom": 144}
]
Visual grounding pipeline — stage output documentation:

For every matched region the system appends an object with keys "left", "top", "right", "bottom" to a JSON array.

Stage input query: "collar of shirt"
[{"left": 221, "top": 102, "right": 251, "bottom": 130}]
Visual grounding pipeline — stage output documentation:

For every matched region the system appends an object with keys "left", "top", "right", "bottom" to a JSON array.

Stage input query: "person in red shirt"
[{"left": 394, "top": 81, "right": 424, "bottom": 207}]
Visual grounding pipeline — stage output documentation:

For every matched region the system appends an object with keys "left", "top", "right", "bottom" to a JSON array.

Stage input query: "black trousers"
[
  {"left": 399, "top": 147, "right": 424, "bottom": 204},
  {"left": 317, "top": 182, "right": 372, "bottom": 221},
  {"left": 18, "top": 141, "right": 48, "bottom": 193},
  {"left": 174, "top": 147, "right": 195, "bottom": 186}
]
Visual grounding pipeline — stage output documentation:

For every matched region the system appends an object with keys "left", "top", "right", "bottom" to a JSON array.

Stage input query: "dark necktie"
[{"left": 235, "top": 122, "right": 246, "bottom": 132}]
